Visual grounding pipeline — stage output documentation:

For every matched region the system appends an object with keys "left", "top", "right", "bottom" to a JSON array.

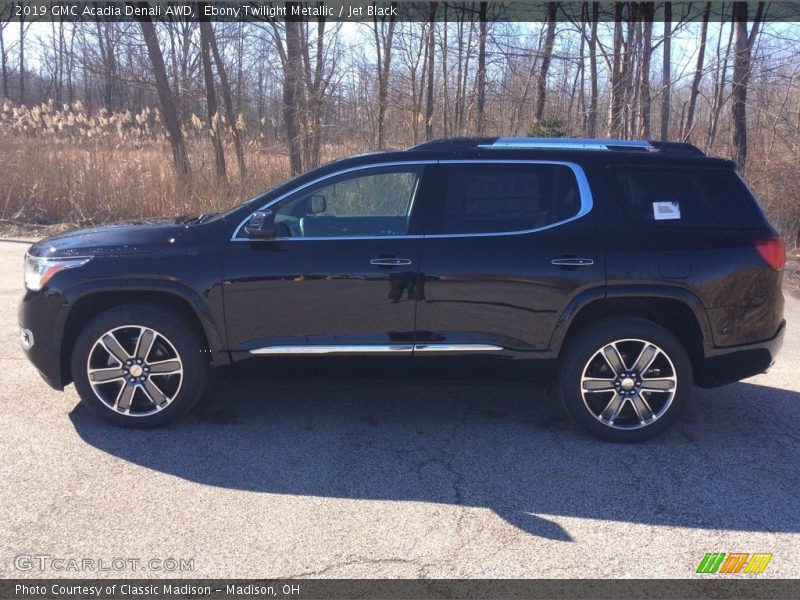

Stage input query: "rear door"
[{"left": 413, "top": 160, "right": 603, "bottom": 379}]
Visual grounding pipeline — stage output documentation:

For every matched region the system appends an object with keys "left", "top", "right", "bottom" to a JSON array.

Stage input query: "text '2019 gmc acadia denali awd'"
[{"left": 19, "top": 137, "right": 785, "bottom": 441}]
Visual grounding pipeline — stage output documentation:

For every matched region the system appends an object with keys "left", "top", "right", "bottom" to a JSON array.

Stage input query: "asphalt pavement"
[{"left": 1, "top": 239, "right": 798, "bottom": 578}]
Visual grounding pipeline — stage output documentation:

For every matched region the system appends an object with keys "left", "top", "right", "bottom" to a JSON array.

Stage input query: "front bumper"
[
  {"left": 18, "top": 329, "right": 64, "bottom": 390},
  {"left": 696, "top": 319, "right": 785, "bottom": 387},
  {"left": 18, "top": 290, "right": 66, "bottom": 391}
]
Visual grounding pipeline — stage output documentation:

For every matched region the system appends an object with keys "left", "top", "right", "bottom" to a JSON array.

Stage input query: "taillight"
[{"left": 754, "top": 238, "right": 785, "bottom": 270}]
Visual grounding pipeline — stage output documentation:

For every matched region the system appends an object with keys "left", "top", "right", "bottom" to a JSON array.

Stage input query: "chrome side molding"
[
  {"left": 250, "top": 343, "right": 504, "bottom": 355},
  {"left": 413, "top": 344, "right": 503, "bottom": 353}
]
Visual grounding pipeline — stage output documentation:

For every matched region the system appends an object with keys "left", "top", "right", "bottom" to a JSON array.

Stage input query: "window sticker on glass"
[{"left": 653, "top": 201, "right": 681, "bottom": 220}]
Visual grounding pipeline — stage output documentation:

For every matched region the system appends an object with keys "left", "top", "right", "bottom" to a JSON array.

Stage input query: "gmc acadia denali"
[{"left": 19, "top": 137, "right": 785, "bottom": 441}]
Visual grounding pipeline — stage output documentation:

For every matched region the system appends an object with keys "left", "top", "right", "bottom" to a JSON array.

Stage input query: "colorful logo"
[{"left": 696, "top": 552, "right": 773, "bottom": 574}]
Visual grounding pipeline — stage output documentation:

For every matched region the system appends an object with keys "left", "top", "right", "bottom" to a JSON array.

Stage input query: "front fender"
[{"left": 57, "top": 277, "right": 229, "bottom": 366}]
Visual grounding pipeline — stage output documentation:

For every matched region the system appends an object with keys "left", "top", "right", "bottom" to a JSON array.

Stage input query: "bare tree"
[
  {"left": 18, "top": 15, "right": 24, "bottom": 104},
  {"left": 608, "top": 3, "right": 625, "bottom": 136},
  {"left": 424, "top": 2, "right": 437, "bottom": 140},
  {"left": 282, "top": 17, "right": 304, "bottom": 174},
  {"left": 638, "top": 2, "right": 655, "bottom": 138},
  {"left": 533, "top": 2, "right": 557, "bottom": 130},
  {"left": 660, "top": 1, "right": 672, "bottom": 141},
  {"left": 372, "top": 5, "right": 396, "bottom": 149},
  {"left": 587, "top": 2, "right": 599, "bottom": 137},
  {"left": 95, "top": 23, "right": 121, "bottom": 111},
  {"left": 682, "top": 2, "right": 711, "bottom": 142},
  {"left": 706, "top": 7, "right": 735, "bottom": 149},
  {"left": 207, "top": 24, "right": 246, "bottom": 180},
  {"left": 475, "top": 1, "right": 488, "bottom": 135},
  {"left": 300, "top": 18, "right": 337, "bottom": 169},
  {"left": 138, "top": 17, "right": 192, "bottom": 182},
  {"left": 0, "top": 7, "right": 9, "bottom": 99},
  {"left": 731, "top": 1, "right": 765, "bottom": 169},
  {"left": 200, "top": 19, "right": 227, "bottom": 183}
]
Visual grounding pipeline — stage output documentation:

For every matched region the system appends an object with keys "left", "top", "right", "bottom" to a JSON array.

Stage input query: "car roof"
[{"left": 321, "top": 137, "right": 736, "bottom": 171}]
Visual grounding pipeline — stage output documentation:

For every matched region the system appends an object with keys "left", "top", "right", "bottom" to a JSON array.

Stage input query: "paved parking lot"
[{"left": 1, "top": 239, "right": 798, "bottom": 578}]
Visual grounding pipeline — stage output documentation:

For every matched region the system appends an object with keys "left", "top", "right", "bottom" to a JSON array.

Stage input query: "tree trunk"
[
  {"left": 638, "top": 3, "right": 654, "bottom": 138},
  {"left": 0, "top": 21, "right": 7, "bottom": 99},
  {"left": 608, "top": 3, "right": 624, "bottom": 137},
  {"left": 441, "top": 4, "right": 449, "bottom": 137},
  {"left": 533, "top": 2, "right": 557, "bottom": 130},
  {"left": 683, "top": 2, "right": 711, "bottom": 142},
  {"left": 455, "top": 7, "right": 465, "bottom": 133},
  {"left": 660, "top": 1, "right": 672, "bottom": 141},
  {"left": 18, "top": 17, "right": 24, "bottom": 105},
  {"left": 139, "top": 18, "right": 191, "bottom": 182},
  {"left": 199, "top": 19, "right": 227, "bottom": 183},
  {"left": 475, "top": 2, "right": 488, "bottom": 135},
  {"left": 731, "top": 1, "right": 750, "bottom": 169},
  {"left": 374, "top": 8, "right": 396, "bottom": 149},
  {"left": 578, "top": 6, "right": 587, "bottom": 133},
  {"left": 424, "top": 2, "right": 437, "bottom": 140},
  {"left": 707, "top": 9, "right": 735, "bottom": 149},
  {"left": 587, "top": 2, "right": 598, "bottom": 137},
  {"left": 303, "top": 18, "right": 326, "bottom": 169},
  {"left": 206, "top": 21, "right": 246, "bottom": 180},
  {"left": 283, "top": 15, "right": 304, "bottom": 175}
]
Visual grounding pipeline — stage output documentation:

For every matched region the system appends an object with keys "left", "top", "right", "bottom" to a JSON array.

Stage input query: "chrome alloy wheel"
[
  {"left": 86, "top": 325, "right": 183, "bottom": 416},
  {"left": 580, "top": 338, "right": 677, "bottom": 430}
]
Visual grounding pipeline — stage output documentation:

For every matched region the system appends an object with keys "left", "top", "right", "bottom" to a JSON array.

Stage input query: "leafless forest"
[{"left": 1, "top": 2, "right": 799, "bottom": 245}]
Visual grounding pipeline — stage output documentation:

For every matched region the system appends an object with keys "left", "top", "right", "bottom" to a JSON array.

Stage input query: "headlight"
[{"left": 24, "top": 254, "right": 92, "bottom": 291}]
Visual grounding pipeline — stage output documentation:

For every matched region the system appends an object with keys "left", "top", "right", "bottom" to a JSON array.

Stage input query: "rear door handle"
[
  {"left": 551, "top": 257, "right": 594, "bottom": 266},
  {"left": 370, "top": 257, "right": 412, "bottom": 266}
]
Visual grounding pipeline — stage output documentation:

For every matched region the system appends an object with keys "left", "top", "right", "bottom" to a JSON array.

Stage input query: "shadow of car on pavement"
[{"left": 70, "top": 380, "right": 800, "bottom": 541}]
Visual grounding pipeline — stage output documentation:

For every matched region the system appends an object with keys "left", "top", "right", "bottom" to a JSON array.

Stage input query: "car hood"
[{"left": 28, "top": 216, "right": 198, "bottom": 258}]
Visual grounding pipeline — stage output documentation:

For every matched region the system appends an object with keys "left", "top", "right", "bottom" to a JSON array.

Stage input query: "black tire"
[
  {"left": 557, "top": 316, "right": 692, "bottom": 442},
  {"left": 71, "top": 303, "right": 209, "bottom": 428}
]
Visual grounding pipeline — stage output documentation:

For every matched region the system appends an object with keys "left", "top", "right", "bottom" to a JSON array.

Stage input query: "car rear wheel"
[
  {"left": 558, "top": 317, "right": 692, "bottom": 442},
  {"left": 71, "top": 304, "right": 209, "bottom": 427}
]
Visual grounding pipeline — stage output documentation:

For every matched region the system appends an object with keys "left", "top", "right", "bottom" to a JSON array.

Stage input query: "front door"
[{"left": 223, "top": 163, "right": 432, "bottom": 375}]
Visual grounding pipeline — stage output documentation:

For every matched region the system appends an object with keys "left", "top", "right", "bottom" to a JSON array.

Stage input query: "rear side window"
[
  {"left": 609, "top": 166, "right": 768, "bottom": 229},
  {"left": 432, "top": 163, "right": 583, "bottom": 235}
]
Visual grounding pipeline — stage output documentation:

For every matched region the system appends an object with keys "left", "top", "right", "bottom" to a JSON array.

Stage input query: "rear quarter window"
[{"left": 608, "top": 166, "right": 769, "bottom": 229}]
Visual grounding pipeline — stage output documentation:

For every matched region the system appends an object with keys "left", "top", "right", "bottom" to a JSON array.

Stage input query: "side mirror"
[
  {"left": 244, "top": 210, "right": 277, "bottom": 239},
  {"left": 309, "top": 194, "right": 327, "bottom": 215}
]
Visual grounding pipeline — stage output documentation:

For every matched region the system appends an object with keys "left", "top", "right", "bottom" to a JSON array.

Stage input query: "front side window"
[
  {"left": 430, "top": 163, "right": 583, "bottom": 235},
  {"left": 268, "top": 167, "right": 423, "bottom": 238}
]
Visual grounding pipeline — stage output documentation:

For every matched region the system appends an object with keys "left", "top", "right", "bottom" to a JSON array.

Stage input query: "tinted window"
[
  {"left": 434, "top": 163, "right": 583, "bottom": 235},
  {"left": 609, "top": 166, "right": 768, "bottom": 228},
  {"left": 270, "top": 167, "right": 422, "bottom": 238}
]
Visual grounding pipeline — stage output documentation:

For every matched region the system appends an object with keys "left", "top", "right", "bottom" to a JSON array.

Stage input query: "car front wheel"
[
  {"left": 558, "top": 317, "right": 692, "bottom": 442},
  {"left": 71, "top": 304, "right": 208, "bottom": 427}
]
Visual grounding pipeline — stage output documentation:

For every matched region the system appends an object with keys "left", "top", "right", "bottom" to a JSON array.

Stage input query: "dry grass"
[
  {"left": 0, "top": 100, "right": 357, "bottom": 225},
  {"left": 1, "top": 132, "right": 291, "bottom": 224},
  {"left": 1, "top": 100, "right": 798, "bottom": 250}
]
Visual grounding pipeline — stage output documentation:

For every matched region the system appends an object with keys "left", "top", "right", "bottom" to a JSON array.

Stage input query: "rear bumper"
[{"left": 696, "top": 319, "right": 785, "bottom": 387}]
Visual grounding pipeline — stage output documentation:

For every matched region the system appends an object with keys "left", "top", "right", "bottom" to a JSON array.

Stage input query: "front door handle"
[
  {"left": 370, "top": 257, "right": 412, "bottom": 267},
  {"left": 551, "top": 257, "right": 594, "bottom": 267}
]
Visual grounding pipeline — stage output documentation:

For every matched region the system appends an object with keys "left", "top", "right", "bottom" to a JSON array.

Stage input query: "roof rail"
[
  {"left": 646, "top": 141, "right": 706, "bottom": 156},
  {"left": 410, "top": 137, "right": 705, "bottom": 156},
  {"left": 480, "top": 137, "right": 656, "bottom": 151},
  {"left": 411, "top": 137, "right": 497, "bottom": 151}
]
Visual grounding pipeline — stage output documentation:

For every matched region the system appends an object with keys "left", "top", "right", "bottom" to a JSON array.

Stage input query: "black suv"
[{"left": 19, "top": 137, "right": 785, "bottom": 441}]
